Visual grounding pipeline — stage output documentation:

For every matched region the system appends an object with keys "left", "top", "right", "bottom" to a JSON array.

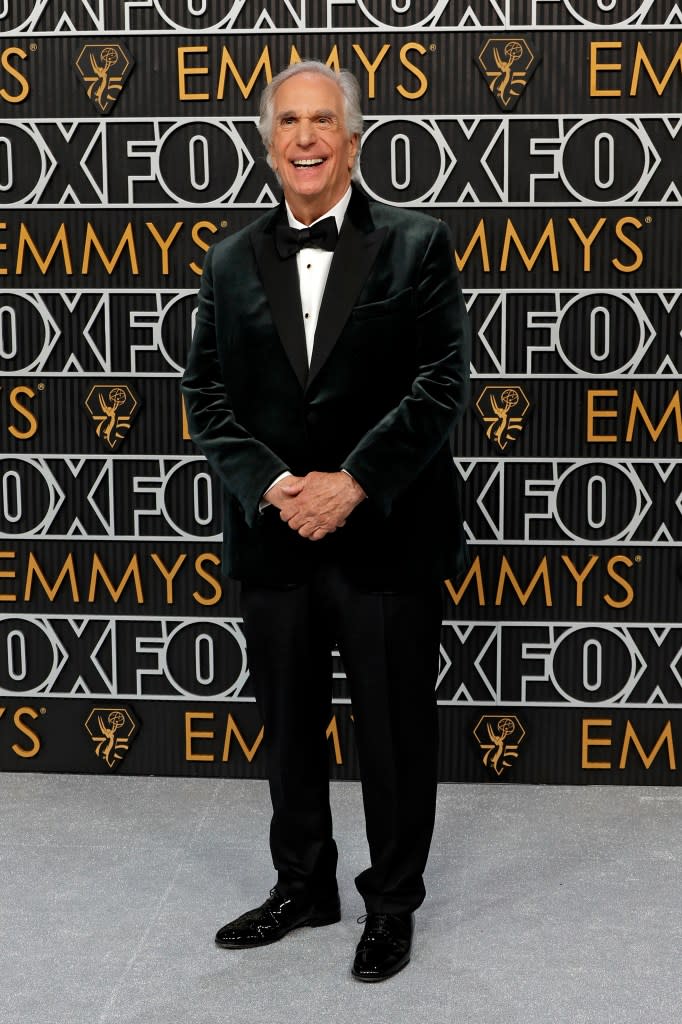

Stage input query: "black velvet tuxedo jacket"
[{"left": 181, "top": 186, "right": 471, "bottom": 588}]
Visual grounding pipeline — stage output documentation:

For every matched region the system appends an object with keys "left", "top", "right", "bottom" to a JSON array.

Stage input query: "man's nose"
[{"left": 294, "top": 117, "right": 316, "bottom": 145}]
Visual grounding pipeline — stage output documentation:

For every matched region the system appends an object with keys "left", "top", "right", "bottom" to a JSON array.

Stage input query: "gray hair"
[{"left": 258, "top": 60, "right": 364, "bottom": 180}]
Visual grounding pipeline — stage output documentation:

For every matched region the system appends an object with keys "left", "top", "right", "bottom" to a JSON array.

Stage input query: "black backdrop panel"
[{"left": 1, "top": 0, "right": 681, "bottom": 782}]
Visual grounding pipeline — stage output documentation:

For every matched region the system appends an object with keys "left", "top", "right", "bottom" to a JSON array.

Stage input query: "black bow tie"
[{"left": 275, "top": 216, "right": 338, "bottom": 259}]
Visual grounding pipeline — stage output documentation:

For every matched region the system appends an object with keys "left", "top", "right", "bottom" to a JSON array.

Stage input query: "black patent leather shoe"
[
  {"left": 351, "top": 912, "right": 414, "bottom": 982},
  {"left": 215, "top": 887, "right": 341, "bottom": 949}
]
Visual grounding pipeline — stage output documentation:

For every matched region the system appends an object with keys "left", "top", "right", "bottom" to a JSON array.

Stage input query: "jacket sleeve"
[
  {"left": 180, "top": 245, "right": 290, "bottom": 527},
  {"left": 340, "top": 220, "right": 470, "bottom": 516}
]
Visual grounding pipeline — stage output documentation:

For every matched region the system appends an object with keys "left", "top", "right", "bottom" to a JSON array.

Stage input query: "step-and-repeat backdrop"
[{"left": 0, "top": 0, "right": 681, "bottom": 783}]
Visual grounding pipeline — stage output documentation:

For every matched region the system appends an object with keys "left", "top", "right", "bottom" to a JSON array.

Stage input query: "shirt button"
[
  {"left": 306, "top": 264, "right": 311, "bottom": 269},
  {"left": 304, "top": 313, "right": 309, "bottom": 319}
]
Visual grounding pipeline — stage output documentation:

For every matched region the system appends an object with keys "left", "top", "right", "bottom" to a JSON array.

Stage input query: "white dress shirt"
[
  {"left": 261, "top": 187, "right": 353, "bottom": 506},
  {"left": 288, "top": 186, "right": 352, "bottom": 364}
]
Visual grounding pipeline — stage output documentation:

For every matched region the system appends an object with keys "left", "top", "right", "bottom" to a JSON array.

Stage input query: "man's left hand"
[{"left": 279, "top": 471, "right": 366, "bottom": 541}]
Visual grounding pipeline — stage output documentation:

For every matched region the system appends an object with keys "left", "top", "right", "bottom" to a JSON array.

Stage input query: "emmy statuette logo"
[
  {"left": 475, "top": 385, "right": 530, "bottom": 452},
  {"left": 84, "top": 383, "right": 140, "bottom": 450},
  {"left": 74, "top": 43, "right": 134, "bottom": 114},
  {"left": 475, "top": 38, "right": 540, "bottom": 110},
  {"left": 473, "top": 716, "right": 526, "bottom": 776},
  {"left": 84, "top": 707, "right": 139, "bottom": 769}
]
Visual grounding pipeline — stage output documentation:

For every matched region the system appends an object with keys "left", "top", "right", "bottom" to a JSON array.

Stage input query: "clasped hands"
[{"left": 264, "top": 471, "right": 367, "bottom": 542}]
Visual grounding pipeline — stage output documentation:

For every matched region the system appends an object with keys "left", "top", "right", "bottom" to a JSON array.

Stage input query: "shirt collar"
[{"left": 285, "top": 186, "right": 352, "bottom": 233}]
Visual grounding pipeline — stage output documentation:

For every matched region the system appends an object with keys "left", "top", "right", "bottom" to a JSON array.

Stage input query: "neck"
[{"left": 285, "top": 182, "right": 352, "bottom": 226}]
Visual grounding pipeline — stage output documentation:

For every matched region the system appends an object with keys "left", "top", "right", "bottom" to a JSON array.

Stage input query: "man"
[{"left": 181, "top": 60, "right": 470, "bottom": 981}]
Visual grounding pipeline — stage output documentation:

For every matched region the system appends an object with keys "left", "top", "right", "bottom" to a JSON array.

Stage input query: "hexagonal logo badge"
[
  {"left": 84, "top": 707, "right": 139, "bottom": 769},
  {"left": 473, "top": 715, "right": 526, "bottom": 776},
  {"left": 475, "top": 385, "right": 530, "bottom": 452},
  {"left": 84, "top": 383, "right": 140, "bottom": 450},
  {"left": 74, "top": 42, "right": 134, "bottom": 114},
  {"left": 475, "top": 37, "right": 540, "bottom": 110}
]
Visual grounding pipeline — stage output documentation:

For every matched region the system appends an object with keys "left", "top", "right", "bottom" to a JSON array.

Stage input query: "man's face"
[{"left": 269, "top": 72, "right": 359, "bottom": 223}]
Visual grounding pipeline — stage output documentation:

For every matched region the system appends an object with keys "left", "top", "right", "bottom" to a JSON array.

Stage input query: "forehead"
[{"left": 272, "top": 72, "right": 345, "bottom": 113}]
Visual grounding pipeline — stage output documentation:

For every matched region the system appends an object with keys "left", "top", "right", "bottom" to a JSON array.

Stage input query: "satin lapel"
[
  {"left": 251, "top": 226, "right": 308, "bottom": 390},
  {"left": 306, "top": 217, "right": 388, "bottom": 390}
]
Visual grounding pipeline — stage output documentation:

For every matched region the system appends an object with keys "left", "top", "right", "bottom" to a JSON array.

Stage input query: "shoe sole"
[
  {"left": 351, "top": 956, "right": 411, "bottom": 982},
  {"left": 215, "top": 910, "right": 341, "bottom": 950}
]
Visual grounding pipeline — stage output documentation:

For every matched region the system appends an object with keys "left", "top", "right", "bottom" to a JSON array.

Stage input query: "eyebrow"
[{"left": 276, "top": 108, "right": 338, "bottom": 119}]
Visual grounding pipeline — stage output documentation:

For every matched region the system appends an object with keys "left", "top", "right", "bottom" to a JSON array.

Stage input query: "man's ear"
[{"left": 348, "top": 133, "right": 359, "bottom": 170}]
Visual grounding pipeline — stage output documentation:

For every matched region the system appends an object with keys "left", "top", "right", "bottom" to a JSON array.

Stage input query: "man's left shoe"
[{"left": 351, "top": 912, "right": 414, "bottom": 982}]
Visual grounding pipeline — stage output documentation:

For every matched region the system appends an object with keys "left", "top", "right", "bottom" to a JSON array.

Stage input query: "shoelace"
[{"left": 356, "top": 913, "right": 404, "bottom": 945}]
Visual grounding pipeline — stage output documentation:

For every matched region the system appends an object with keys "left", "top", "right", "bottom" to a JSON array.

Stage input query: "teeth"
[{"left": 293, "top": 159, "right": 323, "bottom": 166}]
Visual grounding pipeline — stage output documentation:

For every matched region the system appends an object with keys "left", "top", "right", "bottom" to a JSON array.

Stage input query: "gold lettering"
[
  {"left": 500, "top": 220, "right": 559, "bottom": 272},
  {"left": 586, "top": 389, "right": 618, "bottom": 442},
  {"left": 185, "top": 711, "right": 215, "bottom": 761},
  {"left": 625, "top": 389, "right": 682, "bottom": 443},
  {"left": 190, "top": 221, "right": 219, "bottom": 276},
  {"left": 177, "top": 45, "right": 209, "bottom": 101},
  {"left": 88, "top": 553, "right": 143, "bottom": 603},
  {"left": 145, "top": 221, "right": 183, "bottom": 276},
  {"left": 454, "top": 220, "right": 490, "bottom": 273},
  {"left": 217, "top": 45, "right": 272, "bottom": 100},
  {"left": 82, "top": 223, "right": 139, "bottom": 275},
  {"left": 397, "top": 42, "right": 428, "bottom": 99},
  {"left": 567, "top": 217, "right": 606, "bottom": 272},
  {"left": 613, "top": 216, "right": 643, "bottom": 272},
  {"left": 495, "top": 556, "right": 552, "bottom": 607},
  {"left": 630, "top": 41, "right": 682, "bottom": 96},
  {"left": 16, "top": 223, "right": 73, "bottom": 275},
  {"left": 8, "top": 385, "right": 37, "bottom": 439},
  {"left": 0, "top": 221, "right": 7, "bottom": 274},
  {"left": 12, "top": 706, "right": 40, "bottom": 758},
  {"left": 150, "top": 553, "right": 186, "bottom": 604},
  {"left": 352, "top": 43, "right": 391, "bottom": 100},
  {"left": 444, "top": 557, "right": 485, "bottom": 606},
  {"left": 221, "top": 714, "right": 264, "bottom": 762},
  {"left": 0, "top": 47, "right": 29, "bottom": 103},
  {"left": 605, "top": 555, "right": 635, "bottom": 609},
  {"left": 193, "top": 553, "right": 222, "bottom": 605},
  {"left": 0, "top": 550, "right": 17, "bottom": 602},
  {"left": 582, "top": 718, "right": 612, "bottom": 769},
  {"left": 326, "top": 716, "right": 343, "bottom": 765},
  {"left": 560, "top": 554, "right": 599, "bottom": 607},
  {"left": 619, "top": 721, "right": 676, "bottom": 770},
  {"left": 589, "top": 41, "right": 622, "bottom": 97},
  {"left": 24, "top": 552, "right": 79, "bottom": 602},
  {"left": 290, "top": 45, "right": 341, "bottom": 71},
  {"left": 181, "top": 394, "right": 191, "bottom": 441}
]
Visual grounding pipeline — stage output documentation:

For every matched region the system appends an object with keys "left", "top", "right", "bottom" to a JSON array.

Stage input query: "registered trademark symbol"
[
  {"left": 37, "top": 383, "right": 46, "bottom": 391},
  {"left": 220, "top": 220, "right": 228, "bottom": 228},
  {"left": 30, "top": 42, "right": 38, "bottom": 51},
  {"left": 635, "top": 555, "right": 642, "bottom": 563},
  {"left": 40, "top": 707, "right": 46, "bottom": 715},
  {"left": 645, "top": 216, "right": 653, "bottom": 224},
  {"left": 429, "top": 43, "right": 437, "bottom": 52}
]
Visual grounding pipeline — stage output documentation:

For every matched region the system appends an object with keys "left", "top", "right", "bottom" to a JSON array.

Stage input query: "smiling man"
[{"left": 181, "top": 61, "right": 470, "bottom": 981}]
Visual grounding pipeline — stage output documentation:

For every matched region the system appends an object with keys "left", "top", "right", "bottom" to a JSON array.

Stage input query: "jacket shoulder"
[
  {"left": 206, "top": 207, "right": 277, "bottom": 264},
  {"left": 365, "top": 197, "right": 448, "bottom": 241}
]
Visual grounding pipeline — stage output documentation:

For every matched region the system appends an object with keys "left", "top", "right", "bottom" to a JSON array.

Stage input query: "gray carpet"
[{"left": 1, "top": 775, "right": 680, "bottom": 1024}]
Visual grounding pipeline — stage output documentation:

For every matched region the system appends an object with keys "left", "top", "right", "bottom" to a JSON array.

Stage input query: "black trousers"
[{"left": 240, "top": 562, "right": 442, "bottom": 915}]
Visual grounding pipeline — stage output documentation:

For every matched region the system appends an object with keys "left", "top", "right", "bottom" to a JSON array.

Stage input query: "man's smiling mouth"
[{"left": 292, "top": 158, "right": 325, "bottom": 167}]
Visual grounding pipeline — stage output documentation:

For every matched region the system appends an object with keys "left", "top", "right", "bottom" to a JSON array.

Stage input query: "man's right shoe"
[{"left": 214, "top": 887, "right": 341, "bottom": 949}]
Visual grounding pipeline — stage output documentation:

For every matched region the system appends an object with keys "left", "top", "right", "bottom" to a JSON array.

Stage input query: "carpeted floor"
[{"left": 1, "top": 774, "right": 680, "bottom": 1024}]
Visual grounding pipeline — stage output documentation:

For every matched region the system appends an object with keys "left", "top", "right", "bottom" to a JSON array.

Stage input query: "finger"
[
  {"left": 306, "top": 527, "right": 328, "bottom": 541},
  {"left": 280, "top": 478, "right": 305, "bottom": 495}
]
